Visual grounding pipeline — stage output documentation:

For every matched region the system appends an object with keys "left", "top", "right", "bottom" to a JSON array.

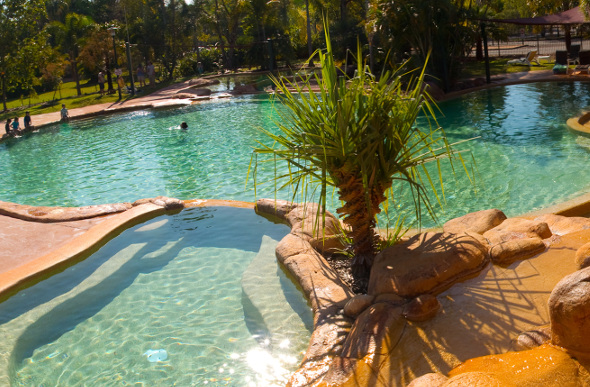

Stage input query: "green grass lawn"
[
  {"left": 0, "top": 77, "right": 175, "bottom": 123},
  {"left": 460, "top": 57, "right": 555, "bottom": 79}
]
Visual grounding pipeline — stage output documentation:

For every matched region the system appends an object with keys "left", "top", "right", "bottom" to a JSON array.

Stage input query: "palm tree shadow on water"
[{"left": 3, "top": 206, "right": 290, "bottom": 376}]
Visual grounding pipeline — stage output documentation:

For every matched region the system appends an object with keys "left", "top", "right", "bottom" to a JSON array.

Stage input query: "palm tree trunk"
[
  {"left": 1, "top": 74, "right": 7, "bottom": 111},
  {"left": 334, "top": 168, "right": 388, "bottom": 277},
  {"left": 71, "top": 52, "right": 81, "bottom": 96}
]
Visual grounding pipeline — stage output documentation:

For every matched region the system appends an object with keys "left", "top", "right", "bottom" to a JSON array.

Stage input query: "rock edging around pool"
[{"left": 255, "top": 199, "right": 590, "bottom": 386}]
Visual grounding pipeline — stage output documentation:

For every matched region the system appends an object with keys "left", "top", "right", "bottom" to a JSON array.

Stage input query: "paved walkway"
[{"left": 0, "top": 69, "right": 589, "bottom": 291}]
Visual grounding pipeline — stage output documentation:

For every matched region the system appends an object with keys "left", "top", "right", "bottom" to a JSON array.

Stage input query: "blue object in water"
[{"left": 144, "top": 349, "right": 168, "bottom": 362}]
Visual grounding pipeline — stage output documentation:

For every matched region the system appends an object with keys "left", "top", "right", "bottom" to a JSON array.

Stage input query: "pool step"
[{"left": 241, "top": 235, "right": 311, "bottom": 351}]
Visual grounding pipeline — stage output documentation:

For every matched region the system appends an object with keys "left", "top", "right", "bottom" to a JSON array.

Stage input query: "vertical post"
[
  {"left": 111, "top": 29, "right": 121, "bottom": 100},
  {"left": 481, "top": 22, "right": 491, "bottom": 84},
  {"left": 537, "top": 34, "right": 540, "bottom": 54},
  {"left": 126, "top": 42, "right": 135, "bottom": 95},
  {"left": 124, "top": 6, "right": 135, "bottom": 95},
  {"left": 267, "top": 38, "right": 275, "bottom": 73}
]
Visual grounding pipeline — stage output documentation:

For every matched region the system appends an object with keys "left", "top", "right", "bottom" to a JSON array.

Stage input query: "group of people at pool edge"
[
  {"left": 98, "top": 62, "right": 156, "bottom": 96},
  {"left": 4, "top": 105, "right": 188, "bottom": 137},
  {"left": 4, "top": 112, "right": 32, "bottom": 137},
  {"left": 3, "top": 105, "right": 68, "bottom": 137}
]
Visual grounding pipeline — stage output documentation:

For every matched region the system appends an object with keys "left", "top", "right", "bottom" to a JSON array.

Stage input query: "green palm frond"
[{"left": 250, "top": 23, "right": 474, "bottom": 273}]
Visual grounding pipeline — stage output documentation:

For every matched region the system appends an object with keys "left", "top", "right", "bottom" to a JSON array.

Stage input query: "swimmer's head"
[{"left": 181, "top": 122, "right": 188, "bottom": 129}]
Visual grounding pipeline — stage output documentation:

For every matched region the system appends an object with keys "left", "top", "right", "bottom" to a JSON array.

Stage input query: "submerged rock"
[{"left": 368, "top": 232, "right": 489, "bottom": 298}]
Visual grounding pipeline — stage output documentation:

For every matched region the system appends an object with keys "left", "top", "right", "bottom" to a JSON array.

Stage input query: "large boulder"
[
  {"left": 443, "top": 209, "right": 507, "bottom": 235},
  {"left": 483, "top": 217, "right": 552, "bottom": 245},
  {"left": 368, "top": 232, "right": 489, "bottom": 298},
  {"left": 549, "top": 266, "right": 590, "bottom": 358},
  {"left": 488, "top": 237, "right": 547, "bottom": 266}
]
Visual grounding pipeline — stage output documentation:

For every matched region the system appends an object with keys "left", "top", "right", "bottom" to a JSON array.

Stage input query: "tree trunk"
[
  {"left": 334, "top": 167, "right": 388, "bottom": 277},
  {"left": 1, "top": 74, "right": 6, "bottom": 112},
  {"left": 71, "top": 52, "right": 81, "bottom": 96},
  {"left": 306, "top": 0, "right": 314, "bottom": 67}
]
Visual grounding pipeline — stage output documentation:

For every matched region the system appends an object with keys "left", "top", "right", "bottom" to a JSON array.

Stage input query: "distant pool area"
[
  {"left": 0, "top": 206, "right": 312, "bottom": 386},
  {"left": 2, "top": 82, "right": 590, "bottom": 227}
]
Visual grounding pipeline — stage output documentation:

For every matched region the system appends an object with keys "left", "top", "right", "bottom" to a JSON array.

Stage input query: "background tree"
[
  {"left": 48, "top": 13, "right": 96, "bottom": 96},
  {"left": 0, "top": 0, "right": 46, "bottom": 111},
  {"left": 78, "top": 28, "right": 115, "bottom": 81},
  {"left": 375, "top": 0, "right": 479, "bottom": 91}
]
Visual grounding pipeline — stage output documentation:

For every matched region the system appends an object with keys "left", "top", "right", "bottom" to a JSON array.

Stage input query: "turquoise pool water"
[
  {"left": 1, "top": 82, "right": 590, "bottom": 227},
  {"left": 0, "top": 207, "right": 312, "bottom": 386}
]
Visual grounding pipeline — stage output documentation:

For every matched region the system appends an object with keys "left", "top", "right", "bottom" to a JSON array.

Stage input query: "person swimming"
[{"left": 180, "top": 122, "right": 188, "bottom": 130}]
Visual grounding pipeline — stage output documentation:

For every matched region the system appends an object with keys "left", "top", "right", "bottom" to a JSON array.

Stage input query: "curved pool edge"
[
  {"left": 0, "top": 203, "right": 166, "bottom": 302},
  {"left": 0, "top": 198, "right": 256, "bottom": 302}
]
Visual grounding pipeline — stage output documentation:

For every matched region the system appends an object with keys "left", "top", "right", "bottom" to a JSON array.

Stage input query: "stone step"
[{"left": 241, "top": 235, "right": 312, "bottom": 351}]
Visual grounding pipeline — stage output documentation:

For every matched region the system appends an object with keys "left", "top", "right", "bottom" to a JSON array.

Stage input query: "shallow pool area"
[
  {"left": 2, "top": 82, "right": 590, "bottom": 227},
  {"left": 0, "top": 207, "right": 312, "bottom": 386}
]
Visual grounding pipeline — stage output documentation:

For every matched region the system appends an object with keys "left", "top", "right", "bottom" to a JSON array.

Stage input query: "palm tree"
[
  {"left": 49, "top": 13, "right": 95, "bottom": 96},
  {"left": 253, "top": 30, "right": 470, "bottom": 278}
]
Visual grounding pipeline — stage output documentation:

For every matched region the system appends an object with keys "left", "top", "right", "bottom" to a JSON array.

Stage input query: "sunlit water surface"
[
  {"left": 0, "top": 207, "right": 312, "bottom": 386},
  {"left": 2, "top": 82, "right": 590, "bottom": 227}
]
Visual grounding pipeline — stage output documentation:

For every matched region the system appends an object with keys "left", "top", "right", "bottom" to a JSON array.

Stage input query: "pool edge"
[{"left": 0, "top": 198, "right": 256, "bottom": 302}]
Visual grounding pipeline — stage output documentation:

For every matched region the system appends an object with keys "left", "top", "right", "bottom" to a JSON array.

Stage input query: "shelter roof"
[{"left": 490, "top": 6, "right": 590, "bottom": 25}]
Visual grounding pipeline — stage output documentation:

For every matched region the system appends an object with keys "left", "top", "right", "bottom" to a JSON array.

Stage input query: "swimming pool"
[
  {"left": 1, "top": 82, "right": 590, "bottom": 227},
  {"left": 0, "top": 206, "right": 312, "bottom": 386}
]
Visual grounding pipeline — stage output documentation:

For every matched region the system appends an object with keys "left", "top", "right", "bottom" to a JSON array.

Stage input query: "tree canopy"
[{"left": 1, "top": 0, "right": 574, "bottom": 108}]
